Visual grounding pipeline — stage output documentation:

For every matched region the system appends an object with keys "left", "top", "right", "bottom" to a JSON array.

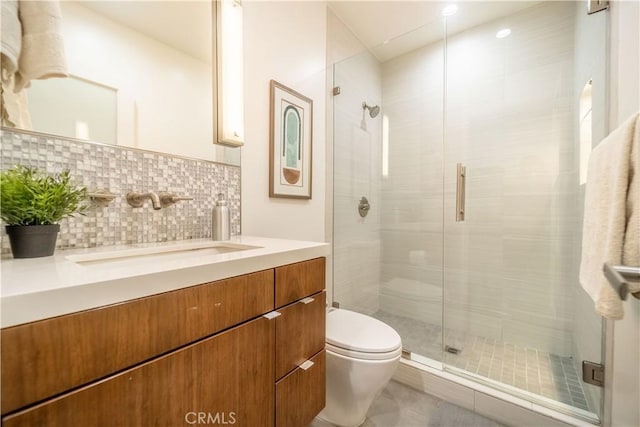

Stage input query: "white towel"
[
  {"left": 580, "top": 112, "right": 640, "bottom": 320},
  {"left": 14, "top": 0, "right": 68, "bottom": 92},
  {"left": 1, "top": 0, "right": 22, "bottom": 78},
  {"left": 1, "top": 74, "right": 32, "bottom": 128}
]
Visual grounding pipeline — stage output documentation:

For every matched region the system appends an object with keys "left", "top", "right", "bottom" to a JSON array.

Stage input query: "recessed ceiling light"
[
  {"left": 496, "top": 28, "right": 511, "bottom": 39},
  {"left": 441, "top": 5, "right": 458, "bottom": 17}
]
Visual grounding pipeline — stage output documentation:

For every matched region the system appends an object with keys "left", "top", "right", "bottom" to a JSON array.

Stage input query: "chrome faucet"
[{"left": 126, "top": 191, "right": 162, "bottom": 210}]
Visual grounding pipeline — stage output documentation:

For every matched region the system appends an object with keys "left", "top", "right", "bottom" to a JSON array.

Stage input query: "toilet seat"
[
  {"left": 326, "top": 341, "right": 403, "bottom": 360},
  {"left": 326, "top": 309, "right": 402, "bottom": 360}
]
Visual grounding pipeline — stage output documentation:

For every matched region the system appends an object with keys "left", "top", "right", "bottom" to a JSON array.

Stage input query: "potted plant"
[{"left": 0, "top": 166, "right": 87, "bottom": 258}]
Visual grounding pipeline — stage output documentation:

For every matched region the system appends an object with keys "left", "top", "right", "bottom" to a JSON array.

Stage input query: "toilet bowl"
[{"left": 317, "top": 309, "right": 402, "bottom": 427}]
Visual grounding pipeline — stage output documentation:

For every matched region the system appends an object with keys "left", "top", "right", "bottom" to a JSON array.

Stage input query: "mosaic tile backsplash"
[{"left": 0, "top": 129, "right": 241, "bottom": 254}]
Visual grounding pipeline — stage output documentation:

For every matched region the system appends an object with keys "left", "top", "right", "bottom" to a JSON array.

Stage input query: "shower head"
[{"left": 362, "top": 102, "right": 380, "bottom": 118}]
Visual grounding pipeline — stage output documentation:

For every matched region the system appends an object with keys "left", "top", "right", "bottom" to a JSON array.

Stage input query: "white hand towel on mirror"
[
  {"left": 15, "top": 0, "right": 68, "bottom": 92},
  {"left": 1, "top": 74, "right": 32, "bottom": 128},
  {"left": 1, "top": 0, "right": 22, "bottom": 78},
  {"left": 580, "top": 112, "right": 640, "bottom": 320}
]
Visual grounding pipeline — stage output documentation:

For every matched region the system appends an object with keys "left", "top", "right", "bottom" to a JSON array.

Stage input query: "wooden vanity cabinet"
[
  {"left": 1, "top": 256, "right": 327, "bottom": 427},
  {"left": 1, "top": 269, "right": 274, "bottom": 415},
  {"left": 274, "top": 258, "right": 327, "bottom": 427}
]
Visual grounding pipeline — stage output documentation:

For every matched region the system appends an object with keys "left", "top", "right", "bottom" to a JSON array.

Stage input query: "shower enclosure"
[{"left": 331, "top": 1, "right": 607, "bottom": 423}]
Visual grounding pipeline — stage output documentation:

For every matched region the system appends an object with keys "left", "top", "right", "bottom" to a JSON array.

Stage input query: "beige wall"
[{"left": 241, "top": 1, "right": 327, "bottom": 242}]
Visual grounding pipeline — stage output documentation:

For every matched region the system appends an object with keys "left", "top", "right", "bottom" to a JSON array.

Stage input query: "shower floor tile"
[{"left": 373, "top": 310, "right": 591, "bottom": 413}]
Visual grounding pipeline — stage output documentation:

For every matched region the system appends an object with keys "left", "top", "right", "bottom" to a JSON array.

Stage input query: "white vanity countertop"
[{"left": 0, "top": 236, "right": 330, "bottom": 328}]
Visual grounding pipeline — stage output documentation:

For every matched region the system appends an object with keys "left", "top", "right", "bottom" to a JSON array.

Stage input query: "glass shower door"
[
  {"left": 442, "top": 1, "right": 605, "bottom": 421},
  {"left": 332, "top": 50, "right": 385, "bottom": 321},
  {"left": 332, "top": 17, "right": 446, "bottom": 365}
]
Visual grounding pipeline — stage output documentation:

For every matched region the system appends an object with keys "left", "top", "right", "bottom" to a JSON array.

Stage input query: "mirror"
[{"left": 4, "top": 1, "right": 240, "bottom": 166}]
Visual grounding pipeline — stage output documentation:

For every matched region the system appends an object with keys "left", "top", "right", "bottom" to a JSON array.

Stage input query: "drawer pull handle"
[
  {"left": 299, "top": 297, "right": 314, "bottom": 305},
  {"left": 299, "top": 360, "right": 314, "bottom": 370},
  {"left": 262, "top": 311, "right": 281, "bottom": 320}
]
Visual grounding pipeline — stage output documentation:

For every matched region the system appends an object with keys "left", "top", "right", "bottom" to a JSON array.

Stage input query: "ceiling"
[
  {"left": 79, "top": 1, "right": 212, "bottom": 63},
  {"left": 77, "top": 1, "right": 540, "bottom": 65},
  {"left": 328, "top": 1, "right": 540, "bottom": 62}
]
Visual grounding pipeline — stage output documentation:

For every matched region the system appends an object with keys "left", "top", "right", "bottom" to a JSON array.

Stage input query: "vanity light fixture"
[
  {"left": 441, "top": 4, "right": 458, "bottom": 17},
  {"left": 215, "top": 0, "right": 244, "bottom": 147},
  {"left": 496, "top": 28, "right": 512, "bottom": 39}
]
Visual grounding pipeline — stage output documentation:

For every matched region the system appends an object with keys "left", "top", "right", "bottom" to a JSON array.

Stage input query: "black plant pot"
[{"left": 5, "top": 224, "right": 60, "bottom": 258}]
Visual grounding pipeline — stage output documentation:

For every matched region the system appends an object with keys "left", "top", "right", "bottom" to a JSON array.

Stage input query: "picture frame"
[{"left": 269, "top": 80, "right": 313, "bottom": 199}]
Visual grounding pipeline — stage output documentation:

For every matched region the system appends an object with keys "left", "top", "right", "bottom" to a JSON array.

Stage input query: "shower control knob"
[{"left": 358, "top": 196, "right": 370, "bottom": 218}]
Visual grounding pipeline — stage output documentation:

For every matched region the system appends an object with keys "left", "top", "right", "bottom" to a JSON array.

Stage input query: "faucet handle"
[{"left": 159, "top": 192, "right": 193, "bottom": 208}]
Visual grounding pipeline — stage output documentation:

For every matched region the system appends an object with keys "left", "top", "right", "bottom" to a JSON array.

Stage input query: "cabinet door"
[
  {"left": 275, "top": 258, "right": 325, "bottom": 307},
  {"left": 1, "top": 269, "right": 274, "bottom": 415},
  {"left": 2, "top": 317, "right": 275, "bottom": 427},
  {"left": 276, "top": 350, "right": 325, "bottom": 427},
  {"left": 275, "top": 291, "right": 326, "bottom": 379}
]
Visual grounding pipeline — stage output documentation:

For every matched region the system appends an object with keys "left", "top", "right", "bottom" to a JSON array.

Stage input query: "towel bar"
[{"left": 603, "top": 263, "right": 640, "bottom": 300}]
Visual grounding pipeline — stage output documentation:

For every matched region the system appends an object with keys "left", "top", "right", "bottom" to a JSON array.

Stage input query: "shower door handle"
[{"left": 456, "top": 163, "right": 466, "bottom": 222}]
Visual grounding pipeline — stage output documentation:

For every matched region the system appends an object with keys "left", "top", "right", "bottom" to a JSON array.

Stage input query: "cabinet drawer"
[
  {"left": 1, "top": 269, "right": 274, "bottom": 415},
  {"left": 275, "top": 258, "right": 325, "bottom": 307},
  {"left": 275, "top": 350, "right": 325, "bottom": 427},
  {"left": 275, "top": 291, "right": 325, "bottom": 380},
  {"left": 2, "top": 316, "right": 275, "bottom": 427}
]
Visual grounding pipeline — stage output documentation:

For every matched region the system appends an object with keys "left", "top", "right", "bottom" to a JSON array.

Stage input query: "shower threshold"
[
  {"left": 394, "top": 357, "right": 600, "bottom": 426},
  {"left": 374, "top": 310, "right": 600, "bottom": 424}
]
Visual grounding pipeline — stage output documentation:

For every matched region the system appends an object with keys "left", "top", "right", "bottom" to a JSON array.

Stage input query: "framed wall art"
[{"left": 269, "top": 80, "right": 313, "bottom": 199}]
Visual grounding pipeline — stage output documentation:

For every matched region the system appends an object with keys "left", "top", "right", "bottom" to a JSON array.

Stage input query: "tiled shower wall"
[
  {"left": 0, "top": 129, "right": 241, "bottom": 254},
  {"left": 380, "top": 37, "right": 445, "bottom": 330}
]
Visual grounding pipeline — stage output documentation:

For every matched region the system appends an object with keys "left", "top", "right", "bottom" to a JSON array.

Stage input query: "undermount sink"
[{"left": 65, "top": 241, "right": 262, "bottom": 265}]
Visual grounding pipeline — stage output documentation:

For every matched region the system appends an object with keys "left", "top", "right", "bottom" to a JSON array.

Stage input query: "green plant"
[{"left": 0, "top": 166, "right": 87, "bottom": 226}]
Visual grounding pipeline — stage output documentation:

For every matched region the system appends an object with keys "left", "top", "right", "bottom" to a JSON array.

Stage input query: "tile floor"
[
  {"left": 310, "top": 380, "right": 506, "bottom": 427},
  {"left": 374, "top": 311, "right": 591, "bottom": 412}
]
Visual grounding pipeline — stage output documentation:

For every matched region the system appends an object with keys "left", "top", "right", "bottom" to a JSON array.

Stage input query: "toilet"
[{"left": 317, "top": 308, "right": 402, "bottom": 427}]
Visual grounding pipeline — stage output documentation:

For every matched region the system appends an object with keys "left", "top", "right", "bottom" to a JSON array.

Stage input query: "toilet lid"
[{"left": 326, "top": 309, "right": 402, "bottom": 353}]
